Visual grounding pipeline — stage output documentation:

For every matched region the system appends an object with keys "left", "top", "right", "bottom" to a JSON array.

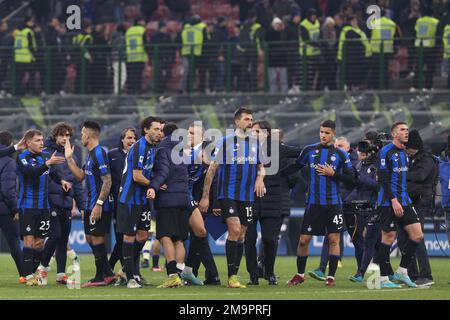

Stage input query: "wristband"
[{"left": 96, "top": 199, "right": 104, "bottom": 206}]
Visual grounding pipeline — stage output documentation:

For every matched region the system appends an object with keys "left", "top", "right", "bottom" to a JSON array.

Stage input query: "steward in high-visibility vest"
[
  {"left": 415, "top": 15, "right": 439, "bottom": 48},
  {"left": 299, "top": 8, "right": 321, "bottom": 56},
  {"left": 443, "top": 24, "right": 450, "bottom": 89},
  {"left": 370, "top": 16, "right": 397, "bottom": 54},
  {"left": 125, "top": 18, "right": 148, "bottom": 63},
  {"left": 337, "top": 15, "right": 371, "bottom": 89},
  {"left": 14, "top": 20, "right": 36, "bottom": 63},
  {"left": 412, "top": 7, "right": 442, "bottom": 90},
  {"left": 443, "top": 24, "right": 450, "bottom": 59},
  {"left": 337, "top": 19, "right": 371, "bottom": 61},
  {"left": 72, "top": 22, "right": 94, "bottom": 62},
  {"left": 181, "top": 16, "right": 209, "bottom": 57},
  {"left": 125, "top": 17, "right": 148, "bottom": 94}
]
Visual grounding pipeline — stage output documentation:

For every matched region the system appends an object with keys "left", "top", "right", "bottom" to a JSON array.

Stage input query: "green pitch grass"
[{"left": 0, "top": 254, "right": 448, "bottom": 300}]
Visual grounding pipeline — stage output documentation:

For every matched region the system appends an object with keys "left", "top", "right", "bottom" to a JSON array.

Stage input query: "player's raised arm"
[{"left": 65, "top": 139, "right": 85, "bottom": 181}]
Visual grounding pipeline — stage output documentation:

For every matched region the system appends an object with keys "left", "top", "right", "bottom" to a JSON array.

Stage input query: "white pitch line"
[{"left": 0, "top": 287, "right": 432, "bottom": 300}]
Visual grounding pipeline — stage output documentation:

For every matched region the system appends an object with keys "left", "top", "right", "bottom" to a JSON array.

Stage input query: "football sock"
[{"left": 225, "top": 239, "right": 238, "bottom": 277}]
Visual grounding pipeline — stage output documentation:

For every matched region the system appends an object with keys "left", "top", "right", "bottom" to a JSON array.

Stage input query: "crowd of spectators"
[{"left": 1, "top": 0, "right": 450, "bottom": 95}]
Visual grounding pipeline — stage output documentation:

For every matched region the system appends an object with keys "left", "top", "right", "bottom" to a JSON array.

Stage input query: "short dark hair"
[
  {"left": 83, "top": 120, "right": 101, "bottom": 135},
  {"left": 163, "top": 123, "right": 178, "bottom": 137},
  {"left": 0, "top": 131, "right": 13, "bottom": 147},
  {"left": 391, "top": 121, "right": 407, "bottom": 133},
  {"left": 51, "top": 122, "right": 74, "bottom": 139},
  {"left": 234, "top": 107, "right": 253, "bottom": 121},
  {"left": 140, "top": 116, "right": 163, "bottom": 136},
  {"left": 121, "top": 127, "right": 137, "bottom": 140},
  {"left": 252, "top": 120, "right": 272, "bottom": 138},
  {"left": 320, "top": 120, "right": 336, "bottom": 131},
  {"left": 24, "top": 129, "right": 43, "bottom": 141}
]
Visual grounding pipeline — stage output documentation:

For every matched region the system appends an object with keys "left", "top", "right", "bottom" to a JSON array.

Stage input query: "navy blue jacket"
[
  {"left": 341, "top": 148, "right": 360, "bottom": 203},
  {"left": 44, "top": 138, "right": 84, "bottom": 211},
  {"left": 108, "top": 147, "right": 127, "bottom": 210},
  {"left": 0, "top": 145, "right": 16, "bottom": 158},
  {"left": 149, "top": 136, "right": 190, "bottom": 209},
  {"left": 0, "top": 144, "right": 18, "bottom": 216},
  {"left": 345, "top": 158, "right": 378, "bottom": 204}
]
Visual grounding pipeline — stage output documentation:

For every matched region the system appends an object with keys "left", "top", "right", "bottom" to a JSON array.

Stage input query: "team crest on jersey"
[
  {"left": 331, "top": 155, "right": 336, "bottom": 161},
  {"left": 307, "top": 226, "right": 312, "bottom": 232},
  {"left": 315, "top": 149, "right": 319, "bottom": 153},
  {"left": 381, "top": 159, "right": 385, "bottom": 166},
  {"left": 26, "top": 226, "right": 31, "bottom": 232},
  {"left": 390, "top": 222, "right": 395, "bottom": 228},
  {"left": 229, "top": 207, "right": 234, "bottom": 214},
  {"left": 51, "top": 211, "right": 57, "bottom": 217}
]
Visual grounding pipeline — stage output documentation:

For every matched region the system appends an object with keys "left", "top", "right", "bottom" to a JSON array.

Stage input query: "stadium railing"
[{"left": 0, "top": 37, "right": 447, "bottom": 96}]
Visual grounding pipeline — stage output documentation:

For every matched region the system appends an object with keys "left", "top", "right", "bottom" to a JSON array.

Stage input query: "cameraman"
[
  {"left": 346, "top": 133, "right": 383, "bottom": 283},
  {"left": 400, "top": 130, "right": 436, "bottom": 287}
]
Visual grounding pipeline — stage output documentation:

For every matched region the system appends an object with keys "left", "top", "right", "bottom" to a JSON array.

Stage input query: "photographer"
[
  {"left": 347, "top": 133, "right": 383, "bottom": 283},
  {"left": 400, "top": 130, "right": 437, "bottom": 287}
]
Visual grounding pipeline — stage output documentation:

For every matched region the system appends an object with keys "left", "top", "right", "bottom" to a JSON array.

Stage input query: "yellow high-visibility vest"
[
  {"left": 337, "top": 25, "right": 371, "bottom": 61},
  {"left": 415, "top": 16, "right": 439, "bottom": 48},
  {"left": 14, "top": 27, "right": 36, "bottom": 63},
  {"left": 443, "top": 25, "right": 450, "bottom": 58},
  {"left": 181, "top": 22, "right": 208, "bottom": 56},
  {"left": 125, "top": 25, "right": 148, "bottom": 63},
  {"left": 300, "top": 19, "right": 321, "bottom": 56},
  {"left": 370, "top": 16, "right": 396, "bottom": 54}
]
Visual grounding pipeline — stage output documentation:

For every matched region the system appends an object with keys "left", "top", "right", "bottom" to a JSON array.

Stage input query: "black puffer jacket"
[{"left": 254, "top": 142, "right": 301, "bottom": 218}]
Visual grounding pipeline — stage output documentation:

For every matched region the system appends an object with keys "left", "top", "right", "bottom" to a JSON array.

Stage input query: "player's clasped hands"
[{"left": 61, "top": 180, "right": 72, "bottom": 192}]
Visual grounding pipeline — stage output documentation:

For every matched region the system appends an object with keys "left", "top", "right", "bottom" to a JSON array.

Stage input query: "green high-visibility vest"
[
  {"left": 370, "top": 16, "right": 396, "bottom": 54},
  {"left": 337, "top": 25, "right": 372, "bottom": 61},
  {"left": 443, "top": 25, "right": 450, "bottom": 58},
  {"left": 125, "top": 25, "right": 148, "bottom": 63},
  {"left": 181, "top": 22, "right": 207, "bottom": 56},
  {"left": 415, "top": 16, "right": 439, "bottom": 48},
  {"left": 300, "top": 19, "right": 321, "bottom": 56},
  {"left": 14, "top": 27, "right": 36, "bottom": 63}
]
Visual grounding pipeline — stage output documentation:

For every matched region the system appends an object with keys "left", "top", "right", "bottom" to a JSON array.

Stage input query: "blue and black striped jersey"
[
  {"left": 296, "top": 143, "right": 353, "bottom": 205},
  {"left": 83, "top": 145, "right": 111, "bottom": 211},
  {"left": 213, "top": 133, "right": 260, "bottom": 202},
  {"left": 377, "top": 143, "right": 412, "bottom": 207},
  {"left": 118, "top": 137, "right": 156, "bottom": 205},
  {"left": 188, "top": 145, "right": 207, "bottom": 202},
  {"left": 17, "top": 150, "right": 60, "bottom": 209}
]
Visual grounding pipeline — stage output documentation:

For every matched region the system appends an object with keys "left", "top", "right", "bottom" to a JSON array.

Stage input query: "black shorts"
[
  {"left": 116, "top": 203, "right": 152, "bottom": 236},
  {"left": 83, "top": 209, "right": 111, "bottom": 236},
  {"left": 19, "top": 209, "right": 51, "bottom": 238},
  {"left": 187, "top": 199, "right": 198, "bottom": 215},
  {"left": 301, "top": 204, "right": 344, "bottom": 235},
  {"left": 379, "top": 205, "right": 421, "bottom": 232},
  {"left": 156, "top": 207, "right": 189, "bottom": 241},
  {"left": 219, "top": 199, "right": 253, "bottom": 226}
]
